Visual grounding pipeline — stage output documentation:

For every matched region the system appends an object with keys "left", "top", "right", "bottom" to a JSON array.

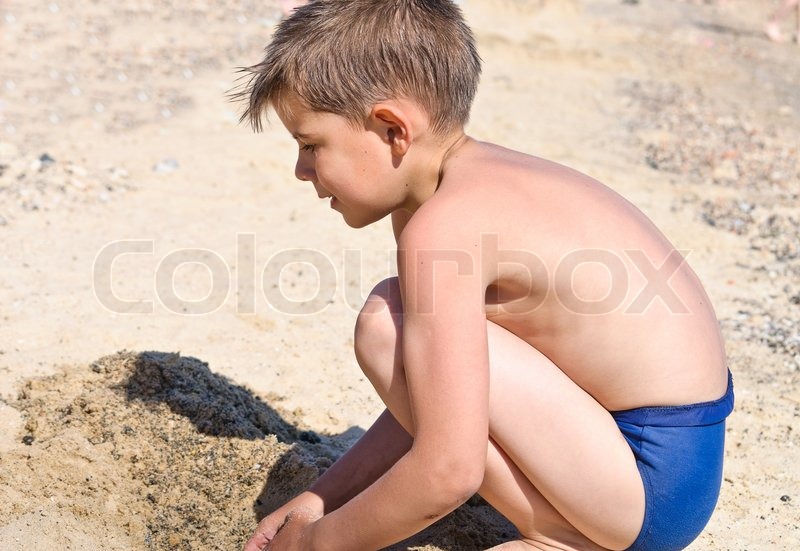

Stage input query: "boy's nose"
[{"left": 294, "top": 157, "right": 315, "bottom": 182}]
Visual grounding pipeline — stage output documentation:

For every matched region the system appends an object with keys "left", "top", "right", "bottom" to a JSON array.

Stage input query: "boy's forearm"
[
  {"left": 308, "top": 446, "right": 475, "bottom": 551},
  {"left": 308, "top": 409, "right": 412, "bottom": 513}
]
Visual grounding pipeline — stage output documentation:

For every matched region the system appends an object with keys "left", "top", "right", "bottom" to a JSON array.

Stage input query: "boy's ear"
[{"left": 369, "top": 103, "right": 412, "bottom": 157}]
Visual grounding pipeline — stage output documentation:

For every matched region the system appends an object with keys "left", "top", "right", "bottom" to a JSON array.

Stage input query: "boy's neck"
[
  {"left": 437, "top": 132, "right": 470, "bottom": 182},
  {"left": 403, "top": 131, "right": 471, "bottom": 213}
]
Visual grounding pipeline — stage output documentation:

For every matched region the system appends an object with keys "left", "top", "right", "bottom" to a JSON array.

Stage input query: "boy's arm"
[
  {"left": 308, "top": 409, "right": 413, "bottom": 512},
  {"left": 303, "top": 208, "right": 490, "bottom": 550},
  {"left": 243, "top": 410, "right": 412, "bottom": 551}
]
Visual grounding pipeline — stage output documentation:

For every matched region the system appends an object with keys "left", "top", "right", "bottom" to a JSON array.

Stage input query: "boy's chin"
[
  {"left": 339, "top": 210, "right": 384, "bottom": 229},
  {"left": 342, "top": 216, "right": 375, "bottom": 229}
]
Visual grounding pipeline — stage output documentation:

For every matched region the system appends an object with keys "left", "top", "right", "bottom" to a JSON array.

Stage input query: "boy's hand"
[
  {"left": 244, "top": 507, "right": 321, "bottom": 551},
  {"left": 243, "top": 511, "right": 283, "bottom": 551},
  {"left": 268, "top": 507, "right": 320, "bottom": 551}
]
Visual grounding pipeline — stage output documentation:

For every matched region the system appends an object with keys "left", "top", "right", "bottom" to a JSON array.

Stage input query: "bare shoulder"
[
  {"left": 399, "top": 140, "right": 570, "bottom": 256},
  {"left": 436, "top": 140, "right": 603, "bottom": 210},
  {"left": 398, "top": 190, "right": 482, "bottom": 252},
  {"left": 402, "top": 137, "right": 671, "bottom": 264},
  {"left": 441, "top": 140, "right": 671, "bottom": 248}
]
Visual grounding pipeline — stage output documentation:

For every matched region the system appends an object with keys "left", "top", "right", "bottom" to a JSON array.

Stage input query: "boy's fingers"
[
  {"left": 243, "top": 522, "right": 278, "bottom": 551},
  {"left": 244, "top": 507, "right": 317, "bottom": 551},
  {"left": 243, "top": 532, "right": 269, "bottom": 551}
]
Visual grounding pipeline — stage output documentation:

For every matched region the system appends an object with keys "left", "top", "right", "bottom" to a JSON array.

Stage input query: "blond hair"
[{"left": 237, "top": 0, "right": 481, "bottom": 137}]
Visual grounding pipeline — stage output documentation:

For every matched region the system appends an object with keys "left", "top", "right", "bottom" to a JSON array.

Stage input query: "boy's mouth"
[{"left": 316, "top": 190, "right": 337, "bottom": 208}]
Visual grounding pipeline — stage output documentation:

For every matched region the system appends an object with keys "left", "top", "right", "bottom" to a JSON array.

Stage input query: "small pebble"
[{"left": 153, "top": 158, "right": 179, "bottom": 173}]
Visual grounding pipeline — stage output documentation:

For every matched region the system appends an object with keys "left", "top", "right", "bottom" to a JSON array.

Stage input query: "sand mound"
[
  {"left": 0, "top": 351, "right": 514, "bottom": 550},
  {"left": 1, "top": 351, "right": 326, "bottom": 549}
]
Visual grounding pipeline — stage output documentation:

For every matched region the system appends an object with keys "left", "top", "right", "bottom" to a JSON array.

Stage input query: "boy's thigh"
[{"left": 484, "top": 321, "right": 644, "bottom": 550}]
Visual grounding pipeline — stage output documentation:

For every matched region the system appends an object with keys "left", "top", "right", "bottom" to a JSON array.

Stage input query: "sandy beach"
[{"left": 0, "top": 0, "right": 798, "bottom": 549}]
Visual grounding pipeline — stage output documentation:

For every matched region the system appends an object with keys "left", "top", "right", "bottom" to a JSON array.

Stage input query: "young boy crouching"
[{"left": 238, "top": 1, "right": 733, "bottom": 549}]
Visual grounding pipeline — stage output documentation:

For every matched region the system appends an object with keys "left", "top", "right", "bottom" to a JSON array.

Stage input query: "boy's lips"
[
  {"left": 315, "top": 189, "right": 337, "bottom": 208},
  {"left": 318, "top": 192, "right": 337, "bottom": 208}
]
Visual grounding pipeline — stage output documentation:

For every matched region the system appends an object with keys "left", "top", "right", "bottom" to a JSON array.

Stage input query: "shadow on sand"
[{"left": 119, "top": 351, "right": 513, "bottom": 550}]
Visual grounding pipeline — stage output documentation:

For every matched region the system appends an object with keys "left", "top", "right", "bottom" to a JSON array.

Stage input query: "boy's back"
[{"left": 418, "top": 139, "right": 729, "bottom": 410}]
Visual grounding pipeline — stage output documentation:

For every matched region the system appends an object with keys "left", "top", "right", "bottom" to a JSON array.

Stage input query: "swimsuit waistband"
[{"left": 610, "top": 370, "right": 734, "bottom": 427}]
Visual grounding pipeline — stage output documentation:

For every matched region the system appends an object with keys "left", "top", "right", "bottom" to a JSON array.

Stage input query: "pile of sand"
[{"left": 0, "top": 351, "right": 513, "bottom": 550}]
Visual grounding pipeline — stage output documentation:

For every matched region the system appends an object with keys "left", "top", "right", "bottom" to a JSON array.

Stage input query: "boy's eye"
[{"left": 300, "top": 143, "right": 316, "bottom": 152}]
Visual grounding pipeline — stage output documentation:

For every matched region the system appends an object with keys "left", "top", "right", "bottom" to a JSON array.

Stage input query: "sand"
[{"left": 0, "top": 0, "right": 798, "bottom": 549}]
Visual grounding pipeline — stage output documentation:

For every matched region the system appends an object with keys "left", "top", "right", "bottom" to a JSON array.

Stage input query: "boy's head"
[{"left": 239, "top": 0, "right": 481, "bottom": 138}]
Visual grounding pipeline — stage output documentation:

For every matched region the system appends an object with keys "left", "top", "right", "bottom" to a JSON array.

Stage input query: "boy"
[{"left": 239, "top": 1, "right": 733, "bottom": 549}]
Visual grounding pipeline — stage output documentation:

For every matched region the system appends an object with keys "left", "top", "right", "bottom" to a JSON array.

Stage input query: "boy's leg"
[
  {"left": 479, "top": 321, "right": 644, "bottom": 550},
  {"left": 355, "top": 278, "right": 644, "bottom": 551}
]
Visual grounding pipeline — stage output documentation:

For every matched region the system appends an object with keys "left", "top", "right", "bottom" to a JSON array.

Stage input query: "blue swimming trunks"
[{"left": 612, "top": 371, "right": 734, "bottom": 551}]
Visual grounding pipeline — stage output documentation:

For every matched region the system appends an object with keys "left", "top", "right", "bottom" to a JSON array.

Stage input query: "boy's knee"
[{"left": 354, "top": 277, "right": 403, "bottom": 367}]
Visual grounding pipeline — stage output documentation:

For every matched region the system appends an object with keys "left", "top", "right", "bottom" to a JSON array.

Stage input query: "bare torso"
[{"left": 400, "top": 139, "right": 728, "bottom": 411}]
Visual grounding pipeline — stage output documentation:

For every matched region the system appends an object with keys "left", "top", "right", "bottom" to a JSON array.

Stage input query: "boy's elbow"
[
  {"left": 427, "top": 456, "right": 485, "bottom": 507},
  {"left": 454, "top": 458, "right": 486, "bottom": 497},
  {"left": 408, "top": 437, "right": 486, "bottom": 516}
]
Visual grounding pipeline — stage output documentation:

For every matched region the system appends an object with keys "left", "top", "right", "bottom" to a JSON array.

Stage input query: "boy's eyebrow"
[{"left": 292, "top": 132, "right": 312, "bottom": 140}]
